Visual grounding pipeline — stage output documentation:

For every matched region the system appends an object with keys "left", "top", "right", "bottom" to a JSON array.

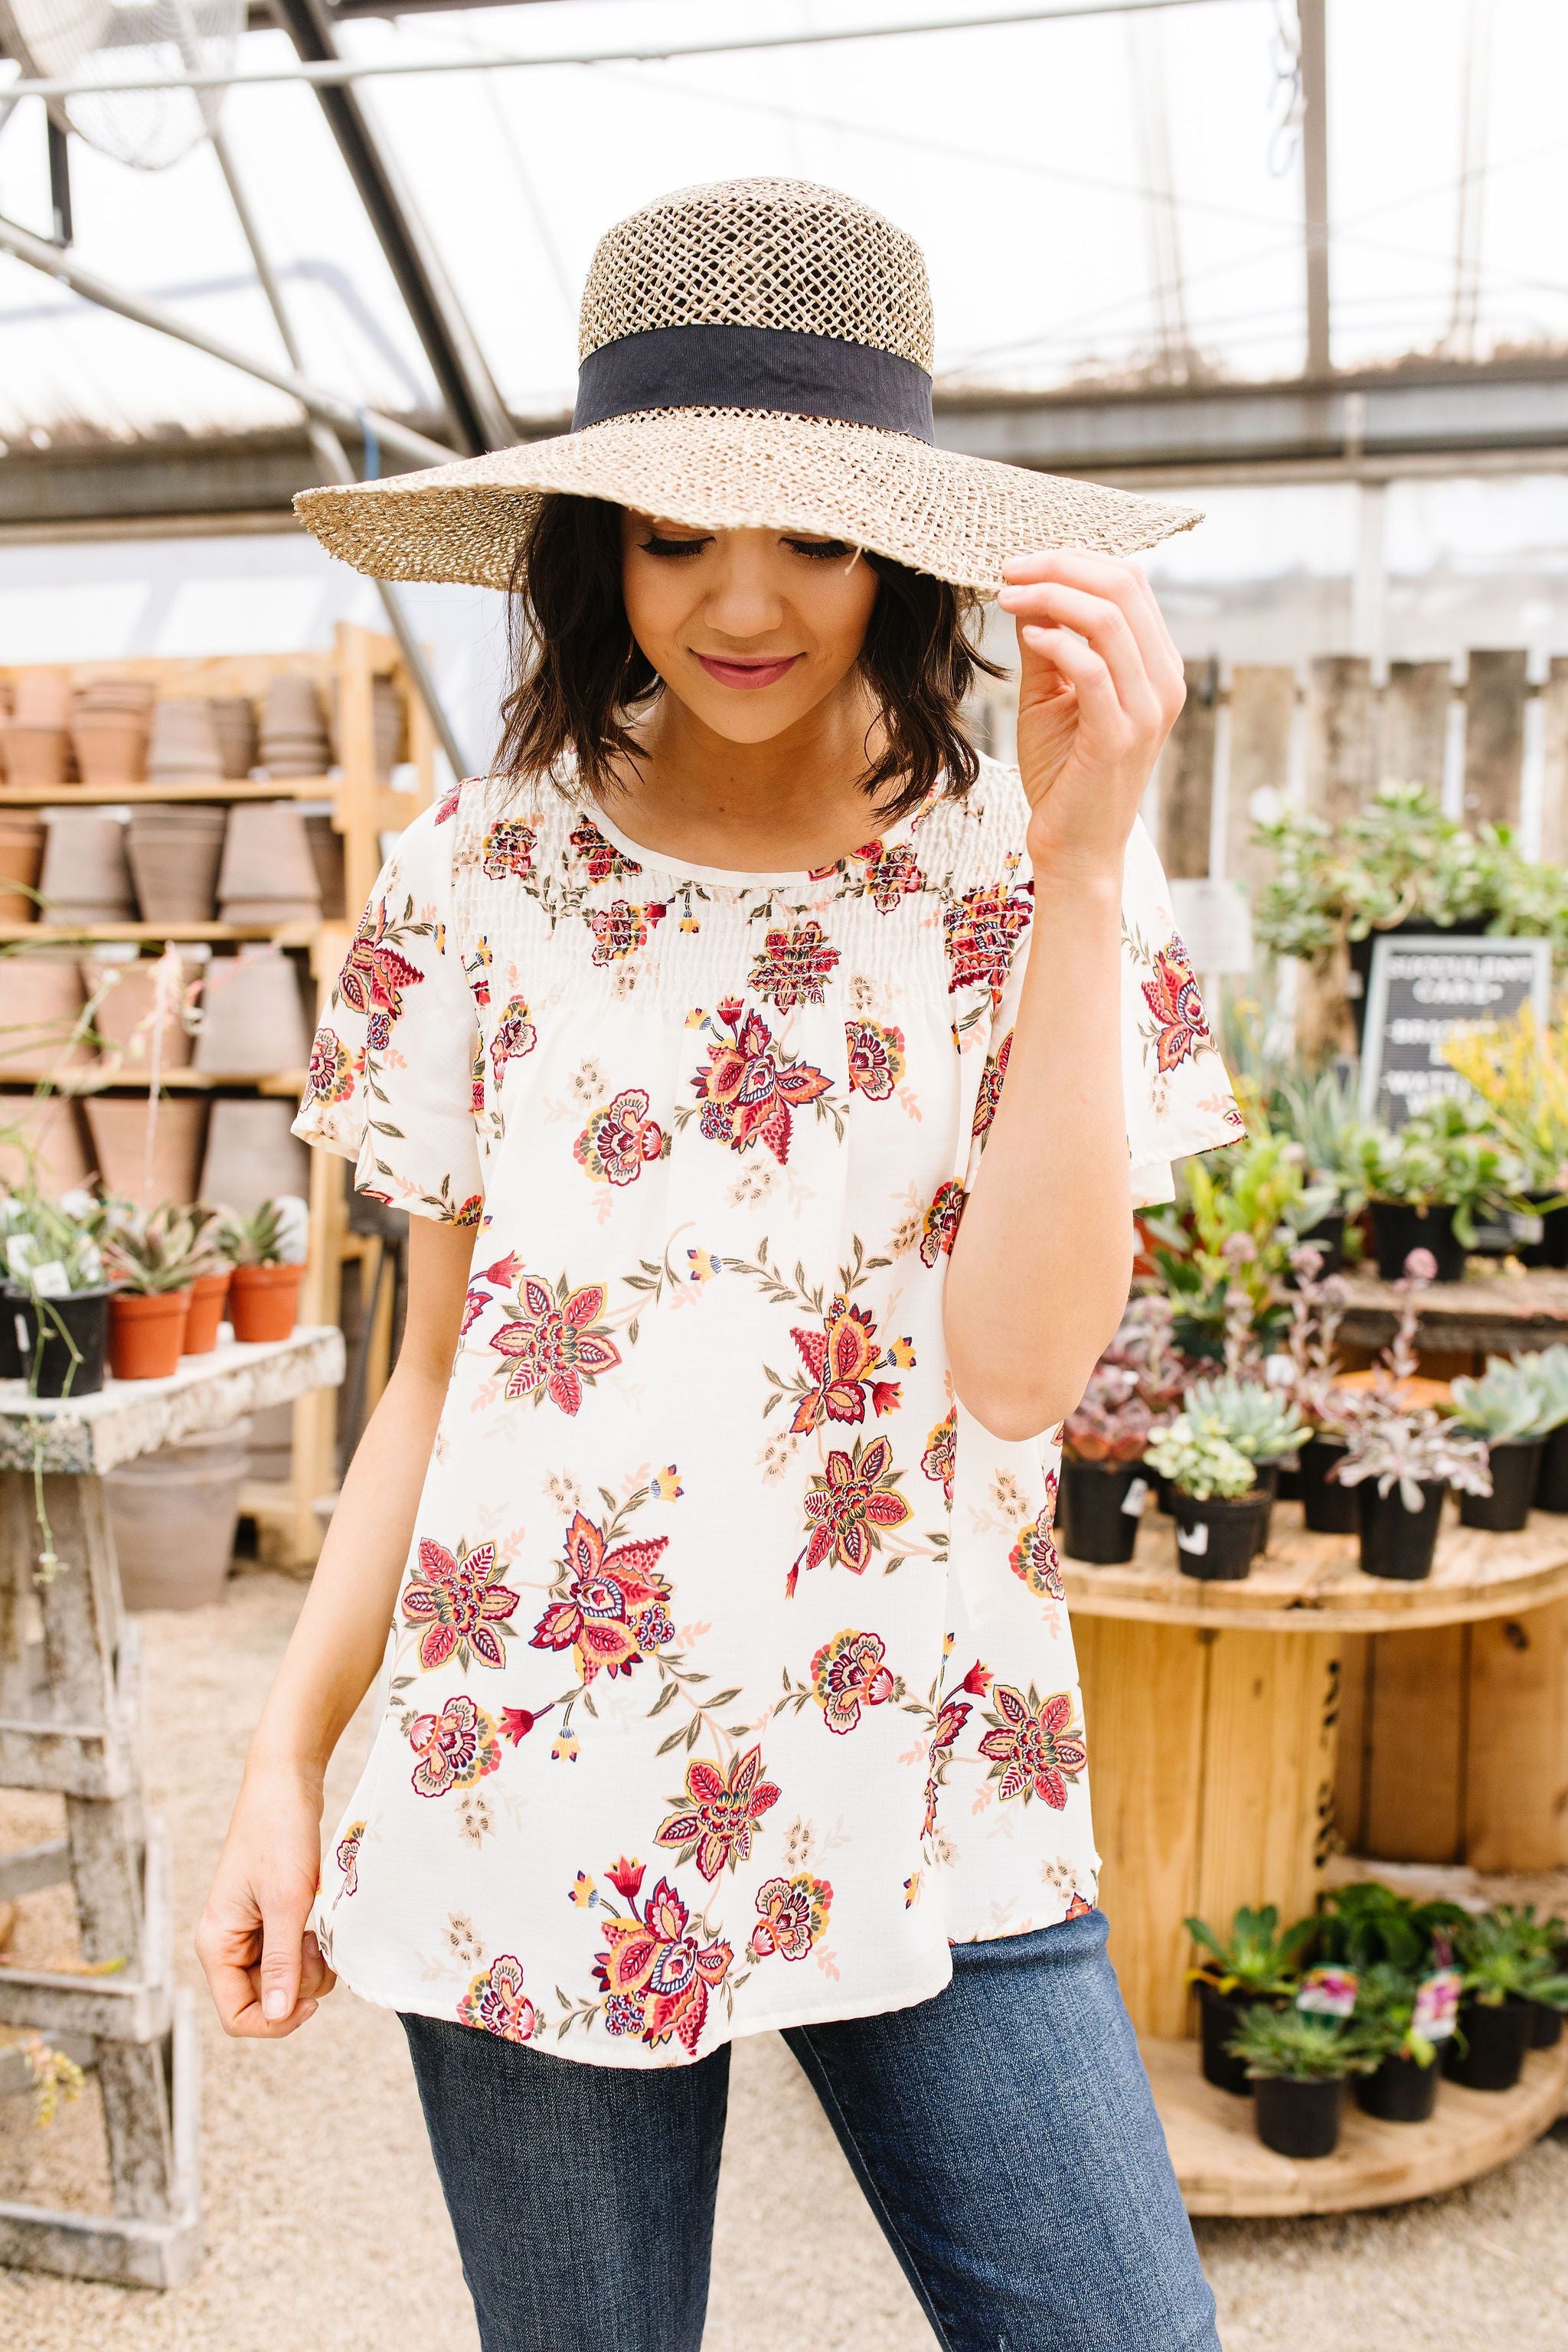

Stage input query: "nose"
[{"left": 702, "top": 531, "right": 789, "bottom": 645}]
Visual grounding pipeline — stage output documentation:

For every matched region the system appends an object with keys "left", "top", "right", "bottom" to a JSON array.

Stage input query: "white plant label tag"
[
  {"left": 29, "top": 1263, "right": 70, "bottom": 1297},
  {"left": 1296, "top": 1966, "right": 1358, "bottom": 2017},
  {"left": 1176, "top": 1521, "right": 1210, "bottom": 1556},
  {"left": 1121, "top": 1477, "right": 1150, "bottom": 1518},
  {"left": 1412, "top": 1968, "right": 1462, "bottom": 2043}
]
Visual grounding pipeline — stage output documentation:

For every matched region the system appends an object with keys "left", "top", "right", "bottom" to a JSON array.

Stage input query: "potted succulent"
[
  {"left": 1147, "top": 1131, "right": 1335, "bottom": 1360},
  {"left": 1448, "top": 1355, "right": 1553, "bottom": 1530},
  {"left": 1184, "top": 1903, "right": 1314, "bottom": 2096},
  {"left": 1179, "top": 1374, "right": 1308, "bottom": 1558},
  {"left": 1267, "top": 1064, "right": 1369, "bottom": 1272},
  {"left": 1343, "top": 1099, "right": 1527, "bottom": 1285},
  {"left": 1060, "top": 1364, "right": 1158, "bottom": 1565},
  {"left": 1224, "top": 2004, "right": 1383, "bottom": 2158},
  {"left": 1481, "top": 1904, "right": 1568, "bottom": 2051},
  {"left": 0, "top": 1187, "right": 111, "bottom": 1397},
  {"left": 1348, "top": 1962, "right": 1452, "bottom": 2122},
  {"left": 1523, "top": 1345, "right": 1568, "bottom": 1514},
  {"left": 1334, "top": 1406, "right": 1491, "bottom": 1580},
  {"left": 1443, "top": 1006, "right": 1568, "bottom": 1266},
  {"left": 1446, "top": 1908, "right": 1568, "bottom": 2092},
  {"left": 1278, "top": 1252, "right": 1358, "bottom": 1532},
  {"left": 102, "top": 1203, "right": 207, "bottom": 1379},
  {"left": 1145, "top": 1411, "right": 1267, "bottom": 1579},
  {"left": 218, "top": 1195, "right": 307, "bottom": 1341}
]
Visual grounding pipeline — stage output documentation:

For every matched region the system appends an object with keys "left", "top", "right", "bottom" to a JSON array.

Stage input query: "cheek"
[
  {"left": 621, "top": 557, "right": 688, "bottom": 666},
  {"left": 812, "top": 567, "right": 880, "bottom": 671}
]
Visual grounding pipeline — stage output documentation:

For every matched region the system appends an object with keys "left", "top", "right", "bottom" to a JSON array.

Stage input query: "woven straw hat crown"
[{"left": 577, "top": 178, "right": 935, "bottom": 371}]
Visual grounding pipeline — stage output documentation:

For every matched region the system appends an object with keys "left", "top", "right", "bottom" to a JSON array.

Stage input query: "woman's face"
[{"left": 620, "top": 510, "right": 880, "bottom": 743}]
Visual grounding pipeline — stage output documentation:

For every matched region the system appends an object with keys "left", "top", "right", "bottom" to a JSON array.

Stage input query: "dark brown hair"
[{"left": 494, "top": 494, "right": 1003, "bottom": 822}]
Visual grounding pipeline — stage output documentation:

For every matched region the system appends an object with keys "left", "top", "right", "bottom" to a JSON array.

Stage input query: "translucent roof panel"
[{"left": 1, "top": 0, "right": 1565, "bottom": 449}]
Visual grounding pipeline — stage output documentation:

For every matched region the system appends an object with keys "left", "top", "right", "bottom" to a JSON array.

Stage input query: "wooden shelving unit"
[{"left": 1, "top": 622, "right": 437, "bottom": 1565}]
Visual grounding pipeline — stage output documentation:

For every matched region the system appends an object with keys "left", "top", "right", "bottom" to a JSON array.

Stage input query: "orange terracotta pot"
[
  {"left": 228, "top": 1261, "right": 303, "bottom": 1343},
  {"left": 183, "top": 1269, "right": 232, "bottom": 1354},
  {"left": 108, "top": 1288, "right": 191, "bottom": 1380}
]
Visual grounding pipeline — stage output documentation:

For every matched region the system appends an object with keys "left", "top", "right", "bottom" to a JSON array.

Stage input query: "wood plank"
[
  {"left": 1223, "top": 665, "right": 1295, "bottom": 888},
  {"left": 1363, "top": 1625, "right": 1468, "bottom": 1864},
  {"left": 1331, "top": 1632, "right": 1371, "bottom": 1855},
  {"left": 1305, "top": 655, "right": 1375, "bottom": 823},
  {"left": 1156, "top": 658, "right": 1219, "bottom": 880},
  {"left": 1076, "top": 1616, "right": 1208, "bottom": 2038},
  {"left": 1462, "top": 648, "right": 1529, "bottom": 827},
  {"left": 1541, "top": 655, "right": 1568, "bottom": 867},
  {"left": 1464, "top": 1596, "right": 1568, "bottom": 1871},
  {"left": 1194, "top": 1630, "right": 1338, "bottom": 1955},
  {"left": 1380, "top": 659, "right": 1450, "bottom": 791}
]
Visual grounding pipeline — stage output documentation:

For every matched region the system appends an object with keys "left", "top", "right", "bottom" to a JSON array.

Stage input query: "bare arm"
[
  {"left": 943, "top": 553, "right": 1185, "bottom": 1441},
  {"left": 196, "top": 1217, "right": 475, "bottom": 2036}
]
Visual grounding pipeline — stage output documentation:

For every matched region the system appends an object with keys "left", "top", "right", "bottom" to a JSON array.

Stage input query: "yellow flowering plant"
[{"left": 1442, "top": 1006, "right": 1568, "bottom": 1196}]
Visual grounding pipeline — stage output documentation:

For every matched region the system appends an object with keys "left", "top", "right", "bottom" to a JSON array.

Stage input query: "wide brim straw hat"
[{"left": 296, "top": 177, "right": 1200, "bottom": 597}]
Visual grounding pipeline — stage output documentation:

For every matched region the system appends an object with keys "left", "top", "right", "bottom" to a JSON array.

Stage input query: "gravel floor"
[{"left": 2, "top": 1571, "right": 1566, "bottom": 2352}]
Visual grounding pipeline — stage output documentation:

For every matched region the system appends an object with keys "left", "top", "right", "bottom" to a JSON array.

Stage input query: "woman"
[{"left": 200, "top": 179, "right": 1237, "bottom": 2351}]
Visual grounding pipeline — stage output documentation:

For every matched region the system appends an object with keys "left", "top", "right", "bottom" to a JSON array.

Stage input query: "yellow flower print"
[
  {"left": 554, "top": 1733, "right": 580, "bottom": 1763},
  {"left": 570, "top": 1871, "right": 596, "bottom": 1908},
  {"left": 652, "top": 1465, "right": 683, "bottom": 1501},
  {"left": 890, "top": 1337, "right": 916, "bottom": 1369},
  {"left": 687, "top": 1246, "right": 721, "bottom": 1283}
]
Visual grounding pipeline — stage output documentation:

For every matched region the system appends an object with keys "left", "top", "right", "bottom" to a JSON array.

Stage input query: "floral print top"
[{"left": 294, "top": 755, "right": 1240, "bottom": 2066}]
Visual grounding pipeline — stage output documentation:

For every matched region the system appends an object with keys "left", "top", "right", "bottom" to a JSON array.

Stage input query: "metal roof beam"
[{"left": 1298, "top": 0, "right": 1331, "bottom": 376}]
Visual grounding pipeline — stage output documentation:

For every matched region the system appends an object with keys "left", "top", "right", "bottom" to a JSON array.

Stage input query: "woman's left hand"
[{"left": 998, "top": 550, "right": 1187, "bottom": 884}]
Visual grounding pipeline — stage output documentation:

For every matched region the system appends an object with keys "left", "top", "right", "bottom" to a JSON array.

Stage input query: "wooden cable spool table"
[
  {"left": 0, "top": 1327, "right": 345, "bottom": 2285},
  {"left": 1068, "top": 1502, "right": 1568, "bottom": 2216}
]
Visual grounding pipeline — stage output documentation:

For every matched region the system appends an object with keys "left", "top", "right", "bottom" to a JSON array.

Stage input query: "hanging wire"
[{"left": 1267, "top": 0, "right": 1304, "bottom": 178}]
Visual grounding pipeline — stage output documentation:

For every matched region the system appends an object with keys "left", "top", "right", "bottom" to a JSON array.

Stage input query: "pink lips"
[{"left": 694, "top": 653, "right": 802, "bottom": 691}]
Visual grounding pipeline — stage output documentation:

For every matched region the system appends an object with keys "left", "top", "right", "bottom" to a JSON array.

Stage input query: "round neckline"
[{"left": 583, "top": 786, "right": 933, "bottom": 890}]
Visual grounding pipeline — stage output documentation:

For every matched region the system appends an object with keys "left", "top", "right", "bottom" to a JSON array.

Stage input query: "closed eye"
[
  {"left": 786, "top": 537, "right": 856, "bottom": 561},
  {"left": 639, "top": 532, "right": 712, "bottom": 559}
]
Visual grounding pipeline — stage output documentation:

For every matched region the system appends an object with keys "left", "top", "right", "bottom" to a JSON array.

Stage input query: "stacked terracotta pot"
[
  {"left": 194, "top": 946, "right": 311, "bottom": 1076},
  {"left": 0, "top": 808, "right": 45, "bottom": 921},
  {"left": 0, "top": 1090, "right": 92, "bottom": 1194},
  {"left": 126, "top": 803, "right": 227, "bottom": 922},
  {"left": 37, "top": 809, "right": 137, "bottom": 925},
  {"left": 302, "top": 812, "right": 347, "bottom": 919},
  {"left": 84, "top": 949, "right": 201, "bottom": 1076},
  {"left": 70, "top": 678, "right": 155, "bottom": 785},
  {"left": 216, "top": 802, "right": 322, "bottom": 926},
  {"left": 211, "top": 695, "right": 259, "bottom": 780},
  {"left": 146, "top": 697, "right": 224, "bottom": 783},
  {"left": 327, "top": 675, "right": 405, "bottom": 777},
  {"left": 260, "top": 675, "right": 331, "bottom": 777},
  {"left": 199, "top": 1098, "right": 310, "bottom": 1211},
  {"left": 2, "top": 670, "right": 73, "bottom": 787},
  {"left": 5, "top": 951, "right": 93, "bottom": 1073}
]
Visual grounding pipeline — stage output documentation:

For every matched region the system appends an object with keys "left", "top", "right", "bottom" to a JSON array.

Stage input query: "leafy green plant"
[
  {"left": 1225, "top": 2004, "right": 1383, "bottom": 2082},
  {"left": 102, "top": 1202, "right": 218, "bottom": 1296},
  {"left": 1145, "top": 1413, "right": 1257, "bottom": 1500},
  {"left": 1443, "top": 1006, "right": 1568, "bottom": 1194},
  {"left": 1343, "top": 1098, "right": 1527, "bottom": 1247},
  {"left": 1351, "top": 1962, "right": 1444, "bottom": 2068},
  {"left": 1185, "top": 1903, "right": 1315, "bottom": 1997},
  {"left": 1145, "top": 1131, "right": 1333, "bottom": 1355},
  {"left": 217, "top": 1197, "right": 302, "bottom": 1269},
  {"left": 1521, "top": 1345, "right": 1568, "bottom": 1436},
  {"left": 0, "top": 1189, "right": 105, "bottom": 1295},
  {"left": 1267, "top": 1064, "right": 1369, "bottom": 1214},
  {"left": 1315, "top": 1879, "right": 1467, "bottom": 1975},
  {"left": 1449, "top": 1355, "right": 1557, "bottom": 1444},
  {"left": 1453, "top": 1907, "right": 1568, "bottom": 2009},
  {"left": 1182, "top": 1374, "right": 1308, "bottom": 1463}
]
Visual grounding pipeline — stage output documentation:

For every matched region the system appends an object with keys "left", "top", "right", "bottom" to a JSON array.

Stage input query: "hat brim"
[{"left": 294, "top": 408, "right": 1200, "bottom": 596}]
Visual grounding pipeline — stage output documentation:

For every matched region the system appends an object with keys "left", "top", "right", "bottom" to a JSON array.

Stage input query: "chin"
[{"left": 682, "top": 685, "right": 818, "bottom": 743}]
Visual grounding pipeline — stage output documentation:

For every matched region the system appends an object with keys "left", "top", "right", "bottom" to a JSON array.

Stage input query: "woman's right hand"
[{"left": 196, "top": 1764, "right": 337, "bottom": 2037}]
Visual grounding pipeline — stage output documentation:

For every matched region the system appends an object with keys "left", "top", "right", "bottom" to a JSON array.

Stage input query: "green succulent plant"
[
  {"left": 1182, "top": 1374, "right": 1308, "bottom": 1463},
  {"left": 1454, "top": 1906, "right": 1568, "bottom": 2010},
  {"left": 1343, "top": 1097, "right": 1527, "bottom": 1247},
  {"left": 0, "top": 1188, "right": 105, "bottom": 1295},
  {"left": 1521, "top": 1345, "right": 1568, "bottom": 1437},
  {"left": 1224, "top": 2004, "right": 1384, "bottom": 2082},
  {"left": 1145, "top": 1415, "right": 1257, "bottom": 1501},
  {"left": 102, "top": 1202, "right": 219, "bottom": 1297},
  {"left": 1185, "top": 1903, "right": 1315, "bottom": 1996},
  {"left": 1351, "top": 1961, "right": 1444, "bottom": 2068},
  {"left": 217, "top": 1197, "right": 296, "bottom": 1269},
  {"left": 1449, "top": 1355, "right": 1557, "bottom": 1444},
  {"left": 1315, "top": 1880, "right": 1467, "bottom": 1975}
]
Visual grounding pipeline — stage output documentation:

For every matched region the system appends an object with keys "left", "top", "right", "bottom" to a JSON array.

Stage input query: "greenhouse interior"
[{"left": 2, "top": 2, "right": 1568, "bottom": 2347}]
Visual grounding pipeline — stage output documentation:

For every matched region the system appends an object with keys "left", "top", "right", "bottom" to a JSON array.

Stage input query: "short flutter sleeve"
[
  {"left": 293, "top": 804, "right": 484, "bottom": 1226},
  {"left": 962, "top": 814, "right": 1241, "bottom": 1209}
]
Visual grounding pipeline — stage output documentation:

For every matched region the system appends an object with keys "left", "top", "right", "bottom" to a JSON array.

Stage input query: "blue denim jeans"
[{"left": 401, "top": 1907, "right": 1219, "bottom": 2352}]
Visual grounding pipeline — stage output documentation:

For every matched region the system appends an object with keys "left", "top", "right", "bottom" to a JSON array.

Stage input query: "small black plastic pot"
[
  {"left": 1370, "top": 1200, "right": 1466, "bottom": 1284},
  {"left": 1459, "top": 1438, "right": 1542, "bottom": 1533},
  {"left": 1250, "top": 1459, "right": 1282, "bottom": 1557},
  {"left": 0, "top": 1289, "right": 23, "bottom": 1380},
  {"left": 1152, "top": 1469, "right": 1174, "bottom": 1515},
  {"left": 1357, "top": 1478, "right": 1446, "bottom": 1582},
  {"left": 1537, "top": 1423, "right": 1568, "bottom": 1514},
  {"left": 1301, "top": 1436, "right": 1359, "bottom": 1534},
  {"left": 6, "top": 1285, "right": 111, "bottom": 1399},
  {"left": 1276, "top": 1459, "right": 1302, "bottom": 1502},
  {"left": 1060, "top": 1456, "right": 1145, "bottom": 1566},
  {"left": 1254, "top": 2073, "right": 1344, "bottom": 2159},
  {"left": 1171, "top": 1489, "right": 1267, "bottom": 1580},
  {"left": 1443, "top": 1997, "right": 1534, "bottom": 2092},
  {"left": 1514, "top": 1197, "right": 1568, "bottom": 1270},
  {"left": 1194, "top": 1980, "right": 1263, "bottom": 2097},
  {"left": 1528, "top": 2001, "right": 1563, "bottom": 2050},
  {"left": 1355, "top": 2051, "right": 1439, "bottom": 2123}
]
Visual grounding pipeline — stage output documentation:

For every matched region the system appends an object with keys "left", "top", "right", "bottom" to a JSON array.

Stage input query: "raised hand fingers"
[
  {"left": 1001, "top": 550, "right": 1184, "bottom": 717},
  {"left": 998, "top": 578, "right": 1161, "bottom": 730},
  {"left": 1017, "top": 623, "right": 1124, "bottom": 742}
]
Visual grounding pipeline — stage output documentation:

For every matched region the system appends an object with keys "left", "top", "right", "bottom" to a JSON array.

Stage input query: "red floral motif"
[
  {"left": 844, "top": 1018, "right": 906, "bottom": 1102},
  {"left": 530, "top": 1510, "right": 673, "bottom": 1684},
  {"left": 792, "top": 1434, "right": 912, "bottom": 1592},
  {"left": 470, "top": 1040, "right": 485, "bottom": 1116},
  {"left": 921, "top": 1410, "right": 956, "bottom": 1506},
  {"left": 690, "top": 999, "right": 831, "bottom": 1163},
  {"left": 593, "top": 1870, "right": 733, "bottom": 2054},
  {"left": 971, "top": 1029, "right": 1013, "bottom": 1143},
  {"left": 481, "top": 818, "right": 537, "bottom": 880},
  {"left": 853, "top": 838, "right": 923, "bottom": 913},
  {"left": 749, "top": 920, "right": 840, "bottom": 1011},
  {"left": 575, "top": 1086, "right": 667, "bottom": 1186},
  {"left": 655, "top": 1745, "right": 781, "bottom": 1881},
  {"left": 922, "top": 1692, "right": 973, "bottom": 1838},
  {"left": 305, "top": 1024, "right": 355, "bottom": 1106},
  {"left": 489, "top": 996, "right": 536, "bottom": 1086},
  {"left": 336, "top": 902, "right": 424, "bottom": 1046},
  {"left": 788, "top": 1298, "right": 904, "bottom": 1436},
  {"left": 919, "top": 1180, "right": 966, "bottom": 1267},
  {"left": 568, "top": 817, "right": 642, "bottom": 880},
  {"left": 401, "top": 1536, "right": 521, "bottom": 1671},
  {"left": 407, "top": 1693, "right": 501, "bottom": 1798},
  {"left": 1065, "top": 1892, "right": 1093, "bottom": 1921},
  {"left": 457, "top": 1953, "right": 535, "bottom": 2042},
  {"left": 811, "top": 1627, "right": 894, "bottom": 1735},
  {"left": 978, "top": 1684, "right": 1087, "bottom": 1808},
  {"left": 943, "top": 883, "right": 1032, "bottom": 1001},
  {"left": 1141, "top": 933, "right": 1211, "bottom": 1074},
  {"left": 1009, "top": 1481, "right": 1065, "bottom": 1602},
  {"left": 335, "top": 1819, "right": 364, "bottom": 1896},
  {"left": 749, "top": 1873, "right": 832, "bottom": 1962},
  {"left": 434, "top": 784, "right": 464, "bottom": 825},
  {"left": 451, "top": 1194, "right": 483, "bottom": 1228},
  {"left": 587, "top": 898, "right": 667, "bottom": 965},
  {"left": 489, "top": 1274, "right": 623, "bottom": 1413}
]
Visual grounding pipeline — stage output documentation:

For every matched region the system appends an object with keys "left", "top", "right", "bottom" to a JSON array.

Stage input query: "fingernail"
[{"left": 263, "top": 1990, "right": 289, "bottom": 2020}]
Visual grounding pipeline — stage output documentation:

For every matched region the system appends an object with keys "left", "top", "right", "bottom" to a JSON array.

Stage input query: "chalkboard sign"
[{"left": 1358, "top": 936, "right": 1553, "bottom": 1129}]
